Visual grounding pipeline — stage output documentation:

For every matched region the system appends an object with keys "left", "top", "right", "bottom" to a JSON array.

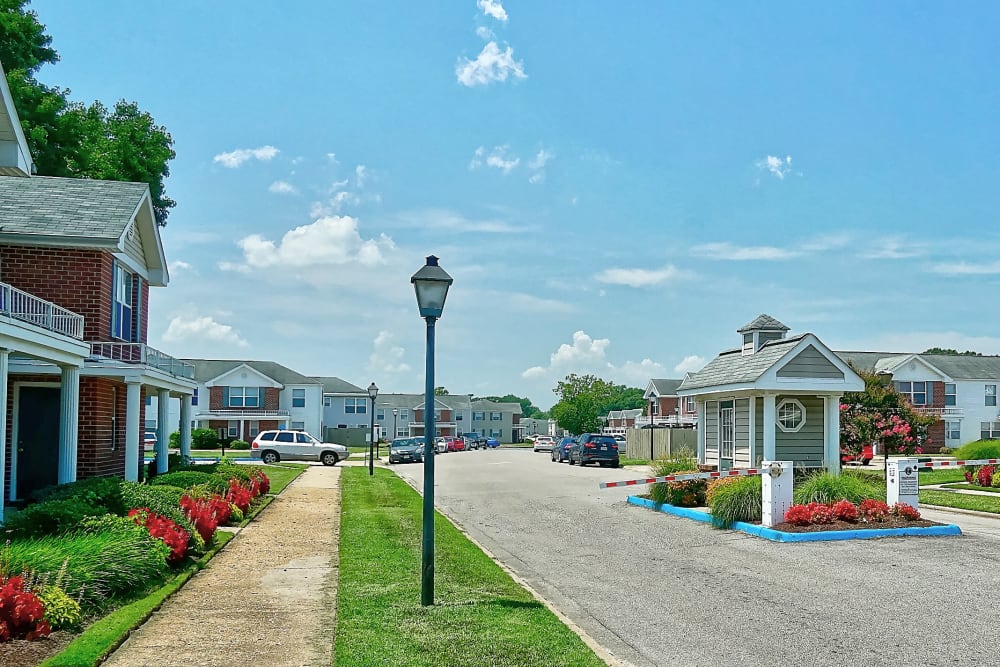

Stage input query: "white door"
[{"left": 719, "top": 400, "right": 735, "bottom": 470}]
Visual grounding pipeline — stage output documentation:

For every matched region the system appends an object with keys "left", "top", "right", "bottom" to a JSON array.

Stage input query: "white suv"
[{"left": 250, "top": 430, "right": 349, "bottom": 466}]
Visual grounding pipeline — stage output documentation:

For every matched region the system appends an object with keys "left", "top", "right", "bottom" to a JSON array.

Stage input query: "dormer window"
[{"left": 742, "top": 333, "right": 754, "bottom": 355}]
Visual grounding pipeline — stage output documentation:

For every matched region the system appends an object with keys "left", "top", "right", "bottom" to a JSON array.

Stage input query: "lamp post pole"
[
  {"left": 649, "top": 398, "right": 655, "bottom": 461},
  {"left": 411, "top": 255, "right": 453, "bottom": 607},
  {"left": 392, "top": 408, "right": 398, "bottom": 442},
  {"left": 368, "top": 382, "right": 379, "bottom": 476}
]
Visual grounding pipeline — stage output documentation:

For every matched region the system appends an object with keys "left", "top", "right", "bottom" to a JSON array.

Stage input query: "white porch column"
[
  {"left": 179, "top": 395, "right": 192, "bottom": 459},
  {"left": 124, "top": 381, "right": 141, "bottom": 482},
  {"left": 763, "top": 393, "right": 777, "bottom": 461},
  {"left": 58, "top": 365, "right": 80, "bottom": 484},
  {"left": 748, "top": 396, "right": 757, "bottom": 467},
  {"left": 824, "top": 395, "right": 842, "bottom": 475},
  {"left": 239, "top": 418, "right": 245, "bottom": 443},
  {"left": 0, "top": 349, "right": 8, "bottom": 524},
  {"left": 157, "top": 389, "right": 170, "bottom": 474},
  {"left": 696, "top": 400, "right": 706, "bottom": 464}
]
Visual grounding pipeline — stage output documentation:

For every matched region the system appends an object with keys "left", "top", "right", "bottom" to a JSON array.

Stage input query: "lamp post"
[
  {"left": 411, "top": 255, "right": 453, "bottom": 607},
  {"left": 649, "top": 397, "right": 656, "bottom": 461},
  {"left": 368, "top": 382, "right": 379, "bottom": 476},
  {"left": 392, "top": 408, "right": 398, "bottom": 442}
]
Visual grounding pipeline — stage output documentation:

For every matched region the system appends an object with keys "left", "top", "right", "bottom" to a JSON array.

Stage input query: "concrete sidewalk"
[{"left": 104, "top": 465, "right": 342, "bottom": 667}]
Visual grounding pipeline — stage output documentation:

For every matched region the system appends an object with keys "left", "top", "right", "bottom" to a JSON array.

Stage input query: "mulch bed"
[
  {"left": 0, "top": 631, "right": 75, "bottom": 667},
  {"left": 769, "top": 517, "right": 943, "bottom": 533}
]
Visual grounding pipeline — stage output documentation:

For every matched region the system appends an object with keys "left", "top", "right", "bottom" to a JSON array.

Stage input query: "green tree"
[
  {"left": 922, "top": 347, "right": 982, "bottom": 356},
  {"left": 434, "top": 386, "right": 449, "bottom": 395},
  {"left": 1, "top": 1, "right": 176, "bottom": 224},
  {"left": 475, "top": 393, "right": 546, "bottom": 418},
  {"left": 550, "top": 374, "right": 617, "bottom": 435}
]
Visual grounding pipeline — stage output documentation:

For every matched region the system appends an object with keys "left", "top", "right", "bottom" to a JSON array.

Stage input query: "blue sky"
[{"left": 27, "top": 1, "right": 1000, "bottom": 408}]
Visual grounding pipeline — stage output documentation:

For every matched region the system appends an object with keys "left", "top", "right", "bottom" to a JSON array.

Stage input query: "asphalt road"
[{"left": 390, "top": 448, "right": 1000, "bottom": 667}]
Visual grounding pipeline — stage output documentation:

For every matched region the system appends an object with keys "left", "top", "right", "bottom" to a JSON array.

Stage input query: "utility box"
[
  {"left": 761, "top": 461, "right": 792, "bottom": 527},
  {"left": 887, "top": 458, "right": 920, "bottom": 509}
]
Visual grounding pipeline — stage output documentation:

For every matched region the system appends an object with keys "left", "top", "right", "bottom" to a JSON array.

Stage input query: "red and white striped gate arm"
[
  {"left": 600, "top": 467, "right": 764, "bottom": 490},
  {"left": 916, "top": 458, "right": 999, "bottom": 468}
]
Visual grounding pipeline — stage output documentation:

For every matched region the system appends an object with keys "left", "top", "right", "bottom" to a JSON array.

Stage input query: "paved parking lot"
[{"left": 392, "top": 448, "right": 1000, "bottom": 667}]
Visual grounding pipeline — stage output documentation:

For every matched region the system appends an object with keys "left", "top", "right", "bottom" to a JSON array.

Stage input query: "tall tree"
[
  {"left": 1, "top": 1, "right": 176, "bottom": 224},
  {"left": 474, "top": 393, "right": 546, "bottom": 418},
  {"left": 550, "top": 374, "right": 621, "bottom": 435},
  {"left": 434, "top": 387, "right": 449, "bottom": 395},
  {"left": 922, "top": 347, "right": 982, "bottom": 357}
]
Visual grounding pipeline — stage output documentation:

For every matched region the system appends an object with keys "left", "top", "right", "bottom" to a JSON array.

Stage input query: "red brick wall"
[
  {"left": 77, "top": 377, "right": 128, "bottom": 479},
  {"left": 441, "top": 409, "right": 452, "bottom": 422},
  {"left": 209, "top": 387, "right": 223, "bottom": 410},
  {"left": 653, "top": 396, "right": 679, "bottom": 417},
  {"left": 264, "top": 388, "right": 279, "bottom": 410}
]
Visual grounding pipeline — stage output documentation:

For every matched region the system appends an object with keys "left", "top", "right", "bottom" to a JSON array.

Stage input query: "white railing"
[
  {"left": 634, "top": 415, "right": 698, "bottom": 428},
  {"left": 0, "top": 282, "right": 84, "bottom": 339},
  {"left": 913, "top": 406, "right": 964, "bottom": 418},
  {"left": 89, "top": 342, "right": 195, "bottom": 379},
  {"left": 198, "top": 409, "right": 290, "bottom": 418}
]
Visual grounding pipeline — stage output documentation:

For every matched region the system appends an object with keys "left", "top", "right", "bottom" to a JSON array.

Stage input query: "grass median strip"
[
  {"left": 335, "top": 467, "right": 606, "bottom": 667},
  {"left": 920, "top": 490, "right": 1000, "bottom": 514}
]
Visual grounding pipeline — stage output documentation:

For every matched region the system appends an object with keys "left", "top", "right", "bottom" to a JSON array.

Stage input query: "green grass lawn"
[
  {"left": 262, "top": 463, "right": 307, "bottom": 495},
  {"left": 188, "top": 448, "right": 249, "bottom": 458},
  {"left": 920, "top": 489, "right": 1000, "bottom": 514},
  {"left": 620, "top": 457, "right": 650, "bottom": 467},
  {"left": 940, "top": 483, "right": 1000, "bottom": 494},
  {"left": 335, "top": 468, "right": 605, "bottom": 667},
  {"left": 918, "top": 468, "right": 967, "bottom": 485}
]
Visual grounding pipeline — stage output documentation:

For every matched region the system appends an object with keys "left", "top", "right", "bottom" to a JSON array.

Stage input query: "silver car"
[{"left": 250, "top": 430, "right": 349, "bottom": 466}]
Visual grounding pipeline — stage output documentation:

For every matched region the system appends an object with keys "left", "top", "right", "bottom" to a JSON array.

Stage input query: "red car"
[
  {"left": 841, "top": 444, "right": 874, "bottom": 466},
  {"left": 446, "top": 437, "right": 466, "bottom": 452}
]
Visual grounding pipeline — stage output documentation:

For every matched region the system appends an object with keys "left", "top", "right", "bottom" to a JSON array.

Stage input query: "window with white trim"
[
  {"left": 400, "top": 408, "right": 409, "bottom": 420},
  {"left": 377, "top": 408, "right": 385, "bottom": 420},
  {"left": 986, "top": 385, "right": 997, "bottom": 407},
  {"left": 292, "top": 388, "right": 305, "bottom": 408},
  {"left": 323, "top": 396, "right": 333, "bottom": 407},
  {"left": 228, "top": 386, "right": 261, "bottom": 408},
  {"left": 473, "top": 411, "right": 485, "bottom": 420},
  {"left": 684, "top": 396, "right": 695, "bottom": 414},
  {"left": 345, "top": 398, "right": 367, "bottom": 414},
  {"left": 945, "top": 420, "right": 960, "bottom": 442},
  {"left": 456, "top": 413, "right": 463, "bottom": 421},
  {"left": 490, "top": 411, "right": 502, "bottom": 421},
  {"left": 111, "top": 263, "right": 134, "bottom": 341},
  {"left": 944, "top": 383, "right": 956, "bottom": 407},
  {"left": 192, "top": 388, "right": 199, "bottom": 406},
  {"left": 490, "top": 428, "right": 502, "bottom": 438},
  {"left": 981, "top": 421, "right": 1000, "bottom": 440},
  {"left": 291, "top": 421, "right": 305, "bottom": 430},
  {"left": 248, "top": 420, "right": 260, "bottom": 438},
  {"left": 895, "top": 381, "right": 928, "bottom": 406},
  {"left": 776, "top": 398, "right": 806, "bottom": 432},
  {"left": 227, "top": 420, "right": 239, "bottom": 438}
]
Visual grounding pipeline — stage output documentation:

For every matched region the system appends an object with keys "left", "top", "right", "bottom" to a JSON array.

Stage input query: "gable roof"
[
  {"left": 183, "top": 359, "right": 321, "bottom": 386},
  {"left": 471, "top": 398, "right": 523, "bottom": 414},
  {"left": 0, "top": 58, "right": 33, "bottom": 176},
  {"left": 678, "top": 334, "right": 808, "bottom": 391},
  {"left": 313, "top": 376, "right": 366, "bottom": 394},
  {"left": 648, "top": 378, "right": 683, "bottom": 395},
  {"left": 737, "top": 314, "right": 789, "bottom": 333},
  {"left": 837, "top": 351, "right": 1000, "bottom": 381}
]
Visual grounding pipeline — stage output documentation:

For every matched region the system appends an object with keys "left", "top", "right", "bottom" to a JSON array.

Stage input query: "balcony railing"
[
  {"left": 196, "top": 409, "right": 291, "bottom": 419},
  {"left": 913, "top": 406, "right": 964, "bottom": 419},
  {"left": 89, "top": 342, "right": 195, "bottom": 380},
  {"left": 634, "top": 415, "right": 698, "bottom": 428},
  {"left": 0, "top": 281, "right": 84, "bottom": 339}
]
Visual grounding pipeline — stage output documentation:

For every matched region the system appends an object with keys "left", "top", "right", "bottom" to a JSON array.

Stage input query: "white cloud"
[
  {"left": 224, "top": 216, "right": 394, "bottom": 270},
  {"left": 369, "top": 330, "right": 411, "bottom": 373},
  {"left": 509, "top": 293, "right": 575, "bottom": 313},
  {"left": 162, "top": 315, "right": 248, "bottom": 347},
  {"left": 674, "top": 355, "right": 706, "bottom": 374},
  {"left": 527, "top": 148, "right": 554, "bottom": 184},
  {"left": 476, "top": 26, "right": 495, "bottom": 40},
  {"left": 928, "top": 261, "right": 1000, "bottom": 275},
  {"left": 394, "top": 209, "right": 525, "bottom": 233},
  {"left": 478, "top": 0, "right": 508, "bottom": 21},
  {"left": 168, "top": 260, "right": 192, "bottom": 273},
  {"left": 756, "top": 154, "right": 793, "bottom": 180},
  {"left": 595, "top": 265, "right": 691, "bottom": 288},
  {"left": 617, "top": 359, "right": 666, "bottom": 384},
  {"left": 521, "top": 331, "right": 668, "bottom": 387},
  {"left": 212, "top": 145, "right": 279, "bottom": 168},
  {"left": 522, "top": 366, "right": 546, "bottom": 379},
  {"left": 691, "top": 242, "right": 800, "bottom": 261},
  {"left": 268, "top": 180, "right": 297, "bottom": 195},
  {"left": 469, "top": 145, "right": 519, "bottom": 174},
  {"left": 355, "top": 164, "right": 368, "bottom": 188},
  {"left": 860, "top": 238, "right": 926, "bottom": 260},
  {"left": 326, "top": 153, "right": 339, "bottom": 164},
  {"left": 456, "top": 41, "right": 527, "bottom": 87}
]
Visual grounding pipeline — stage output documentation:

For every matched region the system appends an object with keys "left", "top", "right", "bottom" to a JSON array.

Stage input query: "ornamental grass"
[
  {"left": 708, "top": 475, "right": 762, "bottom": 528},
  {"left": 793, "top": 471, "right": 883, "bottom": 506}
]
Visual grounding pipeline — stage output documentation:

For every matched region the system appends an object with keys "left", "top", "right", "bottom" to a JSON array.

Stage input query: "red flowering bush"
[
  {"left": 807, "top": 502, "right": 835, "bottom": 525},
  {"left": 784, "top": 504, "right": 813, "bottom": 526},
  {"left": 129, "top": 508, "right": 190, "bottom": 563},
  {"left": 0, "top": 576, "right": 50, "bottom": 643},
  {"left": 180, "top": 495, "right": 220, "bottom": 544},
  {"left": 831, "top": 500, "right": 859, "bottom": 522},
  {"left": 976, "top": 465, "right": 996, "bottom": 488},
  {"left": 891, "top": 503, "right": 921, "bottom": 520},
  {"left": 964, "top": 470, "right": 974, "bottom": 483},
  {"left": 858, "top": 499, "right": 890, "bottom": 523},
  {"left": 252, "top": 469, "right": 270, "bottom": 495},
  {"left": 226, "top": 480, "right": 253, "bottom": 514}
]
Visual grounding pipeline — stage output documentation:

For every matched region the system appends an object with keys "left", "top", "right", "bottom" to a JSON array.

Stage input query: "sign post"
[
  {"left": 761, "top": 461, "right": 792, "bottom": 527},
  {"left": 887, "top": 458, "right": 919, "bottom": 509}
]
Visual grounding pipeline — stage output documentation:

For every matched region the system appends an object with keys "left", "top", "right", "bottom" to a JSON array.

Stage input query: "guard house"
[{"left": 677, "top": 315, "right": 864, "bottom": 472}]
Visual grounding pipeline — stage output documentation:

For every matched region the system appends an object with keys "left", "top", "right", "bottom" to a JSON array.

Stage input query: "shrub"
[
  {"left": 179, "top": 495, "right": 227, "bottom": 543},
  {"left": 794, "top": 471, "right": 883, "bottom": 505},
  {"left": 784, "top": 504, "right": 812, "bottom": 526},
  {"left": 891, "top": 503, "right": 921, "bottom": 520},
  {"left": 120, "top": 482, "right": 205, "bottom": 553},
  {"left": 708, "top": 476, "right": 761, "bottom": 528},
  {"left": 648, "top": 452, "right": 702, "bottom": 506},
  {"left": 29, "top": 476, "right": 125, "bottom": 515},
  {"left": 226, "top": 480, "right": 254, "bottom": 514},
  {"left": 169, "top": 431, "right": 181, "bottom": 448},
  {"left": 1, "top": 524, "right": 170, "bottom": 607},
  {"left": 252, "top": 469, "right": 271, "bottom": 495},
  {"left": 228, "top": 439, "right": 250, "bottom": 450},
  {"left": 0, "top": 576, "right": 50, "bottom": 642},
  {"left": 976, "top": 465, "right": 996, "bottom": 488},
  {"left": 228, "top": 504, "right": 244, "bottom": 524},
  {"left": 831, "top": 499, "right": 859, "bottom": 522},
  {"left": 807, "top": 502, "right": 835, "bottom": 524},
  {"left": 2, "top": 498, "right": 104, "bottom": 538},
  {"left": 191, "top": 428, "right": 220, "bottom": 449},
  {"left": 129, "top": 508, "right": 190, "bottom": 563},
  {"left": 216, "top": 460, "right": 255, "bottom": 485},
  {"left": 937, "top": 446, "right": 952, "bottom": 455},
  {"left": 37, "top": 585, "right": 82, "bottom": 631},
  {"left": 150, "top": 471, "right": 229, "bottom": 496},
  {"left": 950, "top": 440, "right": 1000, "bottom": 461},
  {"left": 650, "top": 451, "right": 699, "bottom": 476},
  {"left": 993, "top": 471, "right": 1000, "bottom": 489},
  {"left": 706, "top": 477, "right": 740, "bottom": 506},
  {"left": 858, "top": 499, "right": 890, "bottom": 523}
]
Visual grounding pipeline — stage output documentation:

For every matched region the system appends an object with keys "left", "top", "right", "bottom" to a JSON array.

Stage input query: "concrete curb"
[{"left": 628, "top": 496, "right": 963, "bottom": 542}]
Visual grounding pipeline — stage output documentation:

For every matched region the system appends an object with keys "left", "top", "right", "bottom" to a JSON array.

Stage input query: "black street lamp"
[
  {"left": 392, "top": 407, "right": 398, "bottom": 442},
  {"left": 411, "top": 255, "right": 453, "bottom": 606},
  {"left": 368, "top": 382, "right": 379, "bottom": 476}
]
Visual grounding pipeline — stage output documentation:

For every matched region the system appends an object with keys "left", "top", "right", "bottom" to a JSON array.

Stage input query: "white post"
[
  {"left": 748, "top": 396, "right": 756, "bottom": 466},
  {"left": 696, "top": 401, "right": 705, "bottom": 465},
  {"left": 179, "top": 394, "right": 192, "bottom": 460},
  {"left": 125, "top": 381, "right": 141, "bottom": 481},
  {"left": 157, "top": 389, "right": 170, "bottom": 474},
  {"left": 58, "top": 365, "right": 80, "bottom": 484},
  {"left": 823, "top": 395, "right": 842, "bottom": 475},
  {"left": 887, "top": 458, "right": 919, "bottom": 509},
  {"left": 0, "top": 349, "right": 7, "bottom": 524},
  {"left": 761, "top": 460, "right": 793, "bottom": 527},
  {"left": 762, "top": 393, "right": 776, "bottom": 461}
]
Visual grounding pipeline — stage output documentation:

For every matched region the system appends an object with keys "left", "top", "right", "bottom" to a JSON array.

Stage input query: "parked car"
[
  {"left": 841, "top": 444, "right": 874, "bottom": 466},
  {"left": 532, "top": 435, "right": 555, "bottom": 452},
  {"left": 250, "top": 430, "right": 350, "bottom": 466},
  {"left": 463, "top": 432, "right": 487, "bottom": 448},
  {"left": 551, "top": 436, "right": 575, "bottom": 462},
  {"left": 447, "top": 437, "right": 466, "bottom": 452},
  {"left": 389, "top": 437, "right": 423, "bottom": 464},
  {"left": 144, "top": 431, "right": 157, "bottom": 451},
  {"left": 568, "top": 433, "right": 620, "bottom": 467},
  {"left": 486, "top": 436, "right": 500, "bottom": 448}
]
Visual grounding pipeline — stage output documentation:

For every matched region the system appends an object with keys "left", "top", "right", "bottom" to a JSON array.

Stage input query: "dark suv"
[{"left": 568, "top": 433, "right": 620, "bottom": 467}]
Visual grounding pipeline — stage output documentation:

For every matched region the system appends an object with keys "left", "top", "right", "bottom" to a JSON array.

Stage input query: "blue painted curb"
[{"left": 627, "top": 495, "right": 962, "bottom": 542}]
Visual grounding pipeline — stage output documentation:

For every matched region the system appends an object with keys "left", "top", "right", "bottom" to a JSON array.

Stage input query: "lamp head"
[
  {"left": 411, "top": 255, "right": 454, "bottom": 319},
  {"left": 368, "top": 382, "right": 379, "bottom": 400}
]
